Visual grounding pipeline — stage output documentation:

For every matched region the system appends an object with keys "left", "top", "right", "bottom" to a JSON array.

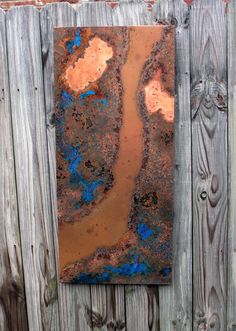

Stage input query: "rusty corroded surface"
[{"left": 54, "top": 26, "right": 175, "bottom": 284}]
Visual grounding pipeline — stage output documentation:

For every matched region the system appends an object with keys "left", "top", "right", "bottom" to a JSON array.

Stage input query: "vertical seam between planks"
[
  {"left": 226, "top": 1, "right": 229, "bottom": 329},
  {"left": 190, "top": 4, "right": 194, "bottom": 330},
  {"left": 189, "top": 4, "right": 194, "bottom": 329},
  {"left": 38, "top": 6, "right": 62, "bottom": 331},
  {"left": 123, "top": 285, "right": 127, "bottom": 331}
]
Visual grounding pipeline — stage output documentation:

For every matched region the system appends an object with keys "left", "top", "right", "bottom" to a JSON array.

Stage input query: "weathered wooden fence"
[{"left": 0, "top": 0, "right": 235, "bottom": 330}]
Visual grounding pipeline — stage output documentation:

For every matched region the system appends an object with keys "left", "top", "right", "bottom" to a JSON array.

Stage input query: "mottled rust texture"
[{"left": 54, "top": 26, "right": 175, "bottom": 284}]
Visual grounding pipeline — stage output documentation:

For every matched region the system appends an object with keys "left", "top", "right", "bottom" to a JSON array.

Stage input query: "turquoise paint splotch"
[
  {"left": 66, "top": 29, "right": 81, "bottom": 54},
  {"left": 137, "top": 223, "right": 154, "bottom": 241},
  {"left": 80, "top": 90, "right": 96, "bottom": 100}
]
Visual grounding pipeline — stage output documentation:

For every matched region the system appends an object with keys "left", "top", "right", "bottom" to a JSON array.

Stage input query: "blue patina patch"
[
  {"left": 80, "top": 90, "right": 96, "bottom": 100},
  {"left": 71, "top": 271, "right": 111, "bottom": 284},
  {"left": 137, "top": 223, "right": 155, "bottom": 241},
  {"left": 71, "top": 255, "right": 152, "bottom": 283},
  {"left": 66, "top": 28, "right": 81, "bottom": 54},
  {"left": 161, "top": 267, "right": 171, "bottom": 277},
  {"left": 58, "top": 89, "right": 104, "bottom": 206},
  {"left": 81, "top": 179, "right": 104, "bottom": 203},
  {"left": 95, "top": 98, "right": 109, "bottom": 107},
  {"left": 104, "top": 254, "right": 152, "bottom": 277},
  {"left": 60, "top": 90, "right": 74, "bottom": 111}
]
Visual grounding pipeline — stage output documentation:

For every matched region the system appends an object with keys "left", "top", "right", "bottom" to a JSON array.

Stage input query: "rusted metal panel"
[{"left": 54, "top": 26, "right": 175, "bottom": 284}]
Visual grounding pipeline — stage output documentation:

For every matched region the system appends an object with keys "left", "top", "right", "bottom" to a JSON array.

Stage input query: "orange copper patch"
[
  {"left": 65, "top": 36, "right": 113, "bottom": 91},
  {"left": 144, "top": 70, "right": 174, "bottom": 122}
]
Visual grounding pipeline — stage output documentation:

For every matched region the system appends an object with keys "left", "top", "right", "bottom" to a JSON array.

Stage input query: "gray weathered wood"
[
  {"left": 40, "top": 3, "right": 93, "bottom": 331},
  {"left": 227, "top": 1, "right": 236, "bottom": 330},
  {"left": 190, "top": 1, "right": 228, "bottom": 330},
  {"left": 2, "top": 2, "right": 233, "bottom": 331},
  {"left": 112, "top": 0, "right": 152, "bottom": 25},
  {"left": 151, "top": 0, "right": 174, "bottom": 24},
  {"left": 6, "top": 6, "right": 60, "bottom": 330},
  {"left": 0, "top": 8, "right": 28, "bottom": 331},
  {"left": 125, "top": 286, "right": 159, "bottom": 331},
  {"left": 77, "top": 2, "right": 113, "bottom": 24},
  {"left": 158, "top": 0, "right": 192, "bottom": 330},
  {"left": 90, "top": 285, "right": 125, "bottom": 331}
]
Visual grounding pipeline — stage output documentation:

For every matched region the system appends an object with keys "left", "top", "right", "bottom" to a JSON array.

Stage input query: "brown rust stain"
[
  {"left": 59, "top": 27, "right": 162, "bottom": 271},
  {"left": 66, "top": 36, "right": 113, "bottom": 91}
]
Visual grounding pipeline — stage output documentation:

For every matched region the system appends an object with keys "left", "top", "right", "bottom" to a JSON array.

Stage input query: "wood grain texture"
[
  {"left": 40, "top": 3, "right": 92, "bottom": 331},
  {"left": 1, "top": 2, "right": 233, "bottom": 331},
  {"left": 227, "top": 1, "right": 236, "bottom": 330},
  {"left": 6, "top": 6, "right": 60, "bottom": 331},
  {"left": 0, "top": 8, "right": 28, "bottom": 331},
  {"left": 90, "top": 285, "right": 125, "bottom": 331},
  {"left": 190, "top": 1, "right": 228, "bottom": 330},
  {"left": 125, "top": 285, "right": 159, "bottom": 331},
  {"left": 158, "top": 0, "right": 192, "bottom": 330}
]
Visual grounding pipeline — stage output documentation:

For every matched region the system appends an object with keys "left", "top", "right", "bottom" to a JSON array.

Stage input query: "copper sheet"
[{"left": 54, "top": 26, "right": 175, "bottom": 284}]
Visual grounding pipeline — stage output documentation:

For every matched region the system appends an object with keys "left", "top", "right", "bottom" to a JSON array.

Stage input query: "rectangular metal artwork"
[{"left": 54, "top": 26, "right": 175, "bottom": 284}]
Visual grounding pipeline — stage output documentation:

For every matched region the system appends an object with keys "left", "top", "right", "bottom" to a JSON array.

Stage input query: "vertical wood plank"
[
  {"left": 75, "top": 3, "right": 126, "bottom": 330},
  {"left": 112, "top": 0, "right": 152, "bottom": 25},
  {"left": 6, "top": 6, "right": 60, "bottom": 331},
  {"left": 151, "top": 0, "right": 174, "bottom": 23},
  {"left": 227, "top": 1, "right": 236, "bottom": 330},
  {"left": 40, "top": 3, "right": 93, "bottom": 331},
  {"left": 40, "top": 3, "right": 91, "bottom": 331},
  {"left": 0, "top": 8, "right": 28, "bottom": 331},
  {"left": 125, "top": 285, "right": 159, "bottom": 331},
  {"left": 77, "top": 2, "right": 113, "bottom": 25},
  {"left": 158, "top": 0, "right": 193, "bottom": 330},
  {"left": 90, "top": 285, "right": 125, "bottom": 331},
  {"left": 190, "top": 1, "right": 228, "bottom": 331}
]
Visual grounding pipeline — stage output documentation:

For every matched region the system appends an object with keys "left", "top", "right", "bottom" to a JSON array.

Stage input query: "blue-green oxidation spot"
[
  {"left": 137, "top": 223, "right": 154, "bottom": 241},
  {"left": 66, "top": 28, "right": 81, "bottom": 54},
  {"left": 71, "top": 271, "right": 111, "bottom": 284},
  {"left": 60, "top": 90, "right": 74, "bottom": 111},
  {"left": 80, "top": 90, "right": 96, "bottom": 100},
  {"left": 71, "top": 255, "right": 153, "bottom": 283},
  {"left": 161, "top": 267, "right": 171, "bottom": 277},
  {"left": 92, "top": 98, "right": 109, "bottom": 111},
  {"left": 95, "top": 98, "right": 109, "bottom": 107},
  {"left": 81, "top": 178, "right": 104, "bottom": 204},
  {"left": 58, "top": 89, "right": 104, "bottom": 206},
  {"left": 158, "top": 242, "right": 172, "bottom": 260},
  {"left": 104, "top": 254, "right": 152, "bottom": 277}
]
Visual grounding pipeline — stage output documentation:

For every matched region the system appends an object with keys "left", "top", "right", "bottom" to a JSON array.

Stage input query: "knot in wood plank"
[{"left": 191, "top": 76, "right": 227, "bottom": 119}]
